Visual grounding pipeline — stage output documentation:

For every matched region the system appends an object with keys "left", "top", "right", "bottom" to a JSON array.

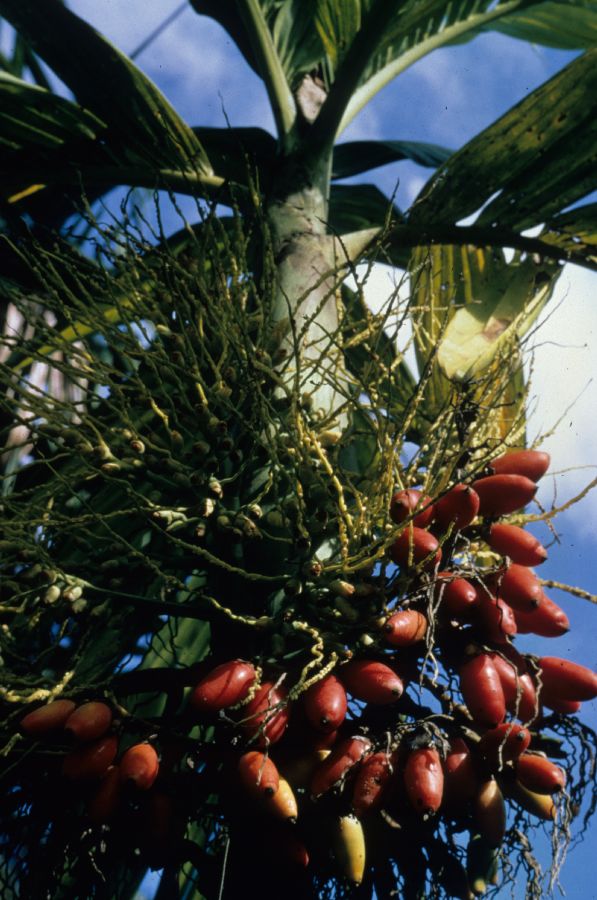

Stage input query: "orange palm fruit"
[
  {"left": 474, "top": 778, "right": 506, "bottom": 847},
  {"left": 389, "top": 527, "right": 441, "bottom": 570},
  {"left": 242, "top": 682, "right": 289, "bottom": 747},
  {"left": 460, "top": 654, "right": 506, "bottom": 727},
  {"left": 190, "top": 659, "right": 256, "bottom": 712},
  {"left": 436, "top": 573, "right": 480, "bottom": 618},
  {"left": 64, "top": 701, "right": 113, "bottom": 743},
  {"left": 404, "top": 747, "right": 444, "bottom": 815},
  {"left": 506, "top": 780, "right": 556, "bottom": 820},
  {"left": 489, "top": 653, "right": 537, "bottom": 723},
  {"left": 264, "top": 776, "right": 298, "bottom": 822},
  {"left": 238, "top": 750, "right": 280, "bottom": 797},
  {"left": 489, "top": 449, "right": 550, "bottom": 483},
  {"left": 434, "top": 484, "right": 480, "bottom": 531},
  {"left": 62, "top": 734, "right": 118, "bottom": 780},
  {"left": 443, "top": 738, "right": 477, "bottom": 805},
  {"left": 472, "top": 474, "right": 537, "bottom": 517},
  {"left": 537, "top": 657, "right": 597, "bottom": 701},
  {"left": 303, "top": 674, "right": 347, "bottom": 733},
  {"left": 119, "top": 742, "right": 160, "bottom": 790},
  {"left": 477, "top": 723, "right": 531, "bottom": 769},
  {"left": 488, "top": 524, "right": 547, "bottom": 566},
  {"left": 20, "top": 699, "right": 76, "bottom": 737},
  {"left": 339, "top": 660, "right": 403, "bottom": 705},
  {"left": 515, "top": 754, "right": 566, "bottom": 794},
  {"left": 389, "top": 489, "right": 434, "bottom": 527},
  {"left": 383, "top": 609, "right": 427, "bottom": 647},
  {"left": 310, "top": 736, "right": 371, "bottom": 798},
  {"left": 488, "top": 564, "right": 542, "bottom": 612},
  {"left": 352, "top": 751, "right": 395, "bottom": 817}
]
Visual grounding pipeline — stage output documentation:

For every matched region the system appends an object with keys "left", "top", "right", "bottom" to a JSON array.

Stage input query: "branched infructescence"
[{"left": 0, "top": 201, "right": 595, "bottom": 900}]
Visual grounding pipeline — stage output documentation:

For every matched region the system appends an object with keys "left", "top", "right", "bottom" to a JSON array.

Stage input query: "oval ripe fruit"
[
  {"left": 310, "top": 735, "right": 371, "bottom": 798},
  {"left": 264, "top": 776, "right": 298, "bottom": 822},
  {"left": 383, "top": 609, "right": 427, "bottom": 647},
  {"left": 543, "top": 696, "right": 581, "bottom": 715},
  {"left": 352, "top": 752, "right": 395, "bottom": 817},
  {"left": 303, "top": 674, "right": 347, "bottom": 733},
  {"left": 242, "top": 682, "right": 289, "bottom": 747},
  {"left": 339, "top": 660, "right": 404, "bottom": 705},
  {"left": 62, "top": 735, "right": 118, "bottom": 780},
  {"left": 490, "top": 653, "right": 537, "bottom": 723},
  {"left": 436, "top": 573, "right": 479, "bottom": 618},
  {"left": 512, "top": 593, "right": 569, "bottom": 637},
  {"left": 190, "top": 659, "right": 256, "bottom": 713},
  {"left": 472, "top": 474, "right": 537, "bottom": 517},
  {"left": 238, "top": 751, "right": 280, "bottom": 797},
  {"left": 474, "top": 591, "right": 517, "bottom": 643},
  {"left": 389, "top": 489, "right": 434, "bottom": 528},
  {"left": 389, "top": 527, "right": 441, "bottom": 570},
  {"left": 537, "top": 657, "right": 597, "bottom": 702},
  {"left": 404, "top": 747, "right": 444, "bottom": 815},
  {"left": 477, "top": 724, "right": 531, "bottom": 769},
  {"left": 20, "top": 699, "right": 76, "bottom": 737},
  {"left": 488, "top": 524, "right": 547, "bottom": 567},
  {"left": 64, "top": 701, "right": 113, "bottom": 743},
  {"left": 490, "top": 564, "right": 542, "bottom": 612},
  {"left": 443, "top": 738, "right": 477, "bottom": 805},
  {"left": 433, "top": 484, "right": 480, "bottom": 531},
  {"left": 474, "top": 779, "right": 506, "bottom": 847},
  {"left": 507, "top": 780, "right": 556, "bottom": 820},
  {"left": 334, "top": 814, "right": 366, "bottom": 886},
  {"left": 516, "top": 754, "right": 566, "bottom": 794},
  {"left": 119, "top": 743, "right": 160, "bottom": 790},
  {"left": 460, "top": 655, "right": 506, "bottom": 727},
  {"left": 489, "top": 449, "right": 550, "bottom": 483},
  {"left": 87, "top": 765, "right": 121, "bottom": 823}
]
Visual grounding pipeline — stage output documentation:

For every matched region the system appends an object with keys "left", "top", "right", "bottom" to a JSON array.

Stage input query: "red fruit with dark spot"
[
  {"left": 487, "top": 564, "right": 542, "bottom": 612},
  {"left": 238, "top": 750, "right": 280, "bottom": 797},
  {"left": 120, "top": 743, "right": 160, "bottom": 790},
  {"left": 472, "top": 474, "right": 537, "bottom": 517},
  {"left": 64, "top": 701, "right": 113, "bottom": 743},
  {"left": 516, "top": 754, "right": 566, "bottom": 794},
  {"left": 389, "top": 489, "right": 434, "bottom": 528},
  {"left": 474, "top": 589, "right": 517, "bottom": 643},
  {"left": 488, "top": 524, "right": 547, "bottom": 566},
  {"left": 512, "top": 592, "right": 569, "bottom": 637},
  {"left": 62, "top": 735, "right": 118, "bottom": 780},
  {"left": 477, "top": 723, "right": 531, "bottom": 768},
  {"left": 190, "top": 659, "right": 256, "bottom": 713},
  {"left": 538, "top": 657, "right": 597, "bottom": 702},
  {"left": 310, "top": 735, "right": 371, "bottom": 798},
  {"left": 303, "top": 674, "right": 347, "bottom": 734},
  {"left": 436, "top": 573, "right": 480, "bottom": 618},
  {"left": 339, "top": 660, "right": 404, "bottom": 705},
  {"left": 489, "top": 449, "right": 550, "bottom": 483},
  {"left": 20, "top": 699, "right": 76, "bottom": 737},
  {"left": 352, "top": 751, "right": 395, "bottom": 817},
  {"left": 404, "top": 747, "right": 444, "bottom": 815},
  {"left": 434, "top": 484, "right": 480, "bottom": 531},
  {"left": 389, "top": 527, "right": 441, "bottom": 570},
  {"left": 460, "top": 654, "right": 506, "bottom": 727},
  {"left": 242, "top": 682, "right": 289, "bottom": 747},
  {"left": 383, "top": 609, "right": 427, "bottom": 647}
]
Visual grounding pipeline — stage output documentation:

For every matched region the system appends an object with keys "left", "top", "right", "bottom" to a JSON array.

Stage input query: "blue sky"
[{"left": 24, "top": 3, "right": 597, "bottom": 896}]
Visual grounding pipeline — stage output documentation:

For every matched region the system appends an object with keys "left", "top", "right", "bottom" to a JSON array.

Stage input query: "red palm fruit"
[
  {"left": 190, "top": 659, "right": 256, "bottom": 712},
  {"left": 242, "top": 682, "right": 289, "bottom": 747},
  {"left": 433, "top": 484, "right": 480, "bottom": 531},
  {"left": 120, "top": 743, "right": 160, "bottom": 790},
  {"left": 87, "top": 765, "right": 121, "bottom": 823},
  {"left": 64, "top": 701, "right": 113, "bottom": 743},
  {"left": 488, "top": 564, "right": 542, "bottom": 612},
  {"left": 404, "top": 747, "right": 444, "bottom": 815},
  {"left": 472, "top": 474, "right": 537, "bottom": 517},
  {"left": 339, "top": 660, "right": 404, "bottom": 704},
  {"left": 488, "top": 524, "right": 547, "bottom": 566},
  {"left": 238, "top": 750, "right": 280, "bottom": 797},
  {"left": 474, "top": 590, "right": 517, "bottom": 643},
  {"left": 303, "top": 674, "right": 347, "bottom": 733},
  {"left": 389, "top": 489, "right": 434, "bottom": 528},
  {"left": 537, "top": 657, "right": 597, "bottom": 701},
  {"left": 443, "top": 738, "right": 477, "bottom": 805},
  {"left": 474, "top": 778, "right": 506, "bottom": 847},
  {"left": 310, "top": 735, "right": 371, "bottom": 798},
  {"left": 62, "top": 735, "right": 118, "bottom": 780},
  {"left": 389, "top": 527, "right": 441, "bottom": 570},
  {"left": 460, "top": 654, "right": 506, "bottom": 727},
  {"left": 383, "top": 610, "right": 427, "bottom": 647},
  {"left": 352, "top": 752, "right": 395, "bottom": 817},
  {"left": 436, "top": 573, "right": 479, "bottom": 618},
  {"left": 489, "top": 653, "right": 537, "bottom": 722},
  {"left": 20, "top": 699, "right": 76, "bottom": 737},
  {"left": 477, "top": 724, "right": 531, "bottom": 768},
  {"left": 512, "top": 592, "right": 569, "bottom": 637},
  {"left": 516, "top": 754, "right": 566, "bottom": 794},
  {"left": 543, "top": 696, "right": 581, "bottom": 714},
  {"left": 489, "top": 449, "right": 550, "bottom": 483},
  {"left": 264, "top": 776, "right": 298, "bottom": 822}
]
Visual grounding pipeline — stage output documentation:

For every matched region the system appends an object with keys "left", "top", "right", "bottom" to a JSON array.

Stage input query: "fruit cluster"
[
  {"left": 20, "top": 698, "right": 159, "bottom": 824},
  {"left": 17, "top": 449, "right": 597, "bottom": 895}
]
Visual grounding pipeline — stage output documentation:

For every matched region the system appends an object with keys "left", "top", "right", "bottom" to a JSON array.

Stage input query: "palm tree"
[{"left": 1, "top": 2, "right": 596, "bottom": 898}]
